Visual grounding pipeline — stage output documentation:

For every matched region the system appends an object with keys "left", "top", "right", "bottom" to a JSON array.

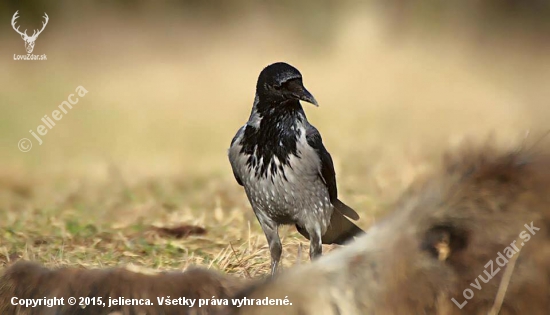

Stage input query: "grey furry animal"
[{"left": 223, "top": 142, "right": 550, "bottom": 315}]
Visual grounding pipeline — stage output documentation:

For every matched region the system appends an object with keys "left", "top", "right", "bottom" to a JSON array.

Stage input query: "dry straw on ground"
[{"left": 1, "top": 5, "right": 549, "bottom": 279}]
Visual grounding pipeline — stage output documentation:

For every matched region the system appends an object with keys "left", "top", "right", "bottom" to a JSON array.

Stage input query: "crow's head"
[{"left": 256, "top": 62, "right": 318, "bottom": 106}]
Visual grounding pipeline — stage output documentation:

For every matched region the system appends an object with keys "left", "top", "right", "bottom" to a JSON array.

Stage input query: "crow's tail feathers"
[
  {"left": 332, "top": 199, "right": 360, "bottom": 220},
  {"left": 321, "top": 209, "right": 365, "bottom": 245},
  {"left": 296, "top": 200, "right": 365, "bottom": 245}
]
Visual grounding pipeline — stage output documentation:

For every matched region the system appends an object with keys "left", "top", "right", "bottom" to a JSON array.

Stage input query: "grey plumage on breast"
[{"left": 229, "top": 122, "right": 333, "bottom": 231}]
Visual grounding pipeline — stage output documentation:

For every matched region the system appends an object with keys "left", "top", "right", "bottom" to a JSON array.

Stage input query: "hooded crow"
[{"left": 228, "top": 62, "right": 364, "bottom": 275}]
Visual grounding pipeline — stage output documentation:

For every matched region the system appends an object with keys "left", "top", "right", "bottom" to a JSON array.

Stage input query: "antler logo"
[{"left": 12, "top": 11, "right": 49, "bottom": 54}]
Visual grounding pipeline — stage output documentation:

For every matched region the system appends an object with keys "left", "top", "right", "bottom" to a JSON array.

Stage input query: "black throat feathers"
[{"left": 240, "top": 99, "right": 306, "bottom": 179}]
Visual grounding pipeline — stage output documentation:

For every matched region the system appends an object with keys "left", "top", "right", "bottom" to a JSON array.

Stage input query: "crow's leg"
[
  {"left": 305, "top": 224, "right": 323, "bottom": 260},
  {"left": 256, "top": 214, "right": 282, "bottom": 276}
]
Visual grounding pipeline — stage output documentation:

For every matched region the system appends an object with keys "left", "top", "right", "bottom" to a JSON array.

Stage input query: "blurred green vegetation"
[
  {"left": 1, "top": 0, "right": 346, "bottom": 44},
  {"left": 2, "top": 0, "right": 550, "bottom": 38}
]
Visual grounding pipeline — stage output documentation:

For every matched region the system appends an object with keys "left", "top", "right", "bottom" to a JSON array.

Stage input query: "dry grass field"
[{"left": 1, "top": 3, "right": 550, "bottom": 278}]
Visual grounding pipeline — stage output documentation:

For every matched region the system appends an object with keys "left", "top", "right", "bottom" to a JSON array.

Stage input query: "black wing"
[
  {"left": 306, "top": 124, "right": 360, "bottom": 220},
  {"left": 229, "top": 126, "right": 245, "bottom": 186},
  {"left": 306, "top": 125, "right": 338, "bottom": 201}
]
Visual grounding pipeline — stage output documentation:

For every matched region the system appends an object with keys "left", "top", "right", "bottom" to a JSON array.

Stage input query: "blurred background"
[{"left": 0, "top": 0, "right": 549, "bottom": 273}]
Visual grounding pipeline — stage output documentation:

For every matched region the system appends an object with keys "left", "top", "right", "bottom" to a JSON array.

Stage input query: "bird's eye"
[{"left": 273, "top": 84, "right": 282, "bottom": 90}]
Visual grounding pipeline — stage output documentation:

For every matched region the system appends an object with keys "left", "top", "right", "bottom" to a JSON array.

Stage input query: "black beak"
[
  {"left": 287, "top": 80, "right": 319, "bottom": 107},
  {"left": 296, "top": 86, "right": 319, "bottom": 107}
]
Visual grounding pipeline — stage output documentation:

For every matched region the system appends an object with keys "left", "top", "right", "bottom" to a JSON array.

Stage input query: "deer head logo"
[{"left": 11, "top": 11, "right": 49, "bottom": 54}]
